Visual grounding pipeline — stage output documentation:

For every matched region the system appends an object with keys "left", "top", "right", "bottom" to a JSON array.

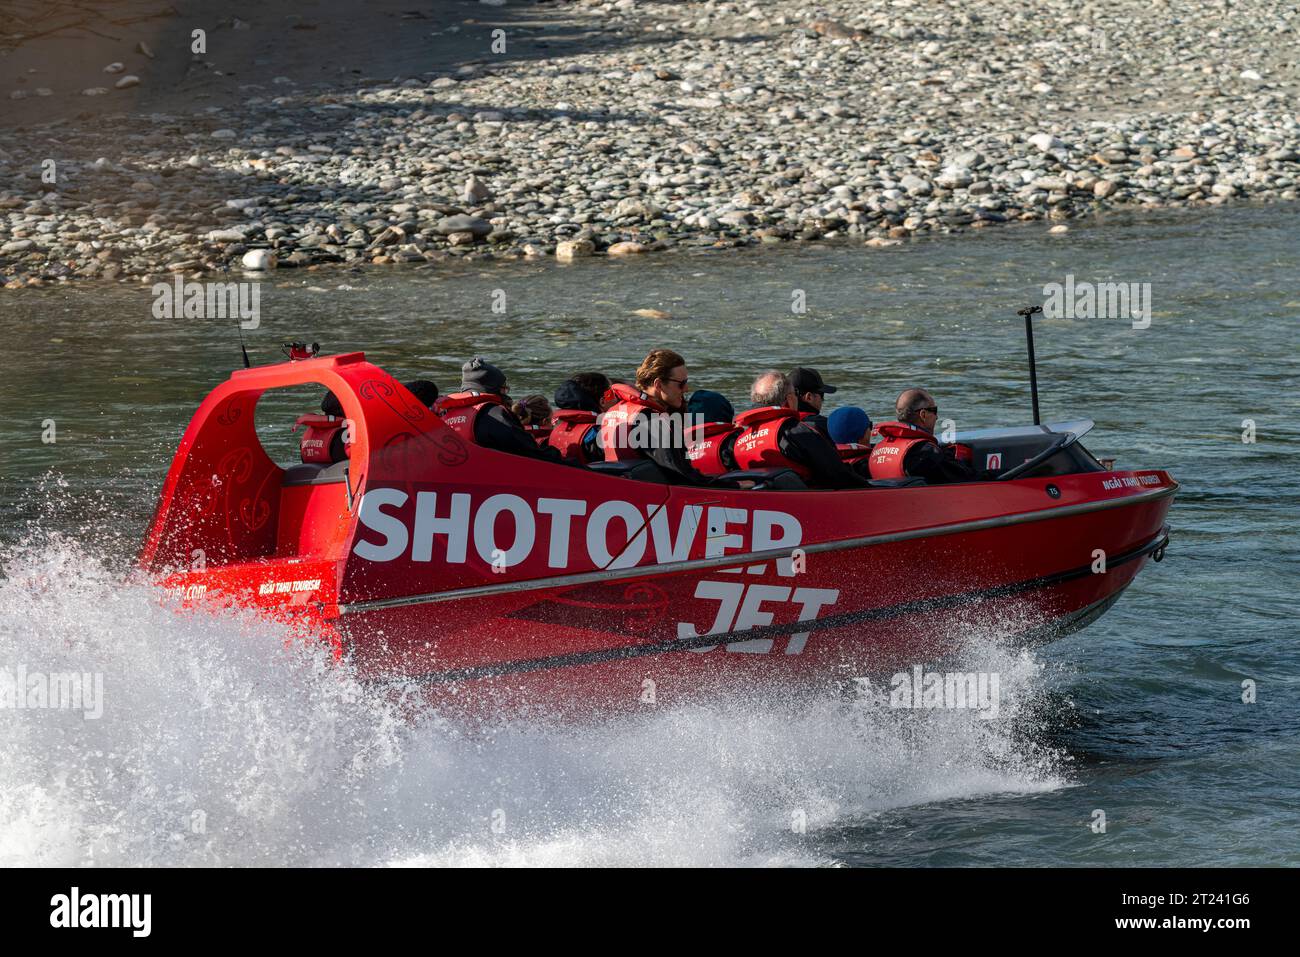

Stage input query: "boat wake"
[{"left": 1, "top": 527, "right": 1069, "bottom": 868}]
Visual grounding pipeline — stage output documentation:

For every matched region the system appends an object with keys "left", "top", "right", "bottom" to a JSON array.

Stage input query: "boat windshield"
[{"left": 953, "top": 418, "right": 1094, "bottom": 447}]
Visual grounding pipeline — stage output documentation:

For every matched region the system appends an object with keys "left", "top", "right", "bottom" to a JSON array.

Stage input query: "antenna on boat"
[
  {"left": 1017, "top": 305, "right": 1043, "bottom": 425},
  {"left": 236, "top": 323, "right": 251, "bottom": 369}
]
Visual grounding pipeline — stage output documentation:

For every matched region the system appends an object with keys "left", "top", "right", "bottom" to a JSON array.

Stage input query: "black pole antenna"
[
  {"left": 236, "top": 320, "right": 251, "bottom": 369},
  {"left": 1017, "top": 305, "right": 1043, "bottom": 425}
]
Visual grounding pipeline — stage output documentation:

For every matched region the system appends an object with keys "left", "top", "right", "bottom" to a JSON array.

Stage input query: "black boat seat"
[
  {"left": 717, "top": 468, "right": 808, "bottom": 490},
  {"left": 282, "top": 461, "right": 349, "bottom": 486},
  {"left": 586, "top": 459, "right": 671, "bottom": 484},
  {"left": 867, "top": 477, "right": 927, "bottom": 489}
]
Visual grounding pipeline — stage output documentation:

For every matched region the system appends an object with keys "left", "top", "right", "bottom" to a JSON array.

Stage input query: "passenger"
[
  {"left": 732, "top": 371, "right": 871, "bottom": 489},
  {"left": 323, "top": 378, "right": 439, "bottom": 417},
  {"left": 317, "top": 379, "right": 439, "bottom": 461},
  {"left": 788, "top": 367, "right": 837, "bottom": 434},
  {"left": 600, "top": 349, "right": 743, "bottom": 487},
  {"left": 440, "top": 357, "right": 562, "bottom": 462},
  {"left": 684, "top": 389, "right": 740, "bottom": 475},
  {"left": 402, "top": 379, "right": 440, "bottom": 410},
  {"left": 686, "top": 389, "right": 734, "bottom": 423},
  {"left": 868, "top": 388, "right": 990, "bottom": 484},
  {"left": 567, "top": 372, "right": 612, "bottom": 412},
  {"left": 548, "top": 380, "right": 601, "bottom": 464},
  {"left": 827, "top": 406, "right": 873, "bottom": 462},
  {"left": 512, "top": 393, "right": 553, "bottom": 433}
]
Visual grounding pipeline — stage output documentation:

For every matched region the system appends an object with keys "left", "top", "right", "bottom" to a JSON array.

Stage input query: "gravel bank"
[{"left": 1, "top": 0, "right": 1297, "bottom": 286}]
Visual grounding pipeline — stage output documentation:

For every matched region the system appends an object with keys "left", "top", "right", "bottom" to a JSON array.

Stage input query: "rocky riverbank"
[{"left": 1, "top": 0, "right": 1297, "bottom": 286}]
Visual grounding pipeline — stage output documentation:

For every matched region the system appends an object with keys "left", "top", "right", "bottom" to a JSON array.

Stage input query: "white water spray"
[{"left": 0, "top": 529, "right": 1067, "bottom": 867}]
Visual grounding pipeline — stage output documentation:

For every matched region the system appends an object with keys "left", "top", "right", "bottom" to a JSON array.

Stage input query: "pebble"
[
  {"left": 241, "top": 249, "right": 277, "bottom": 270},
  {"left": 607, "top": 241, "right": 648, "bottom": 256},
  {"left": 463, "top": 176, "right": 492, "bottom": 203},
  {"left": 115, "top": 76, "right": 141, "bottom": 90},
  {"left": 556, "top": 239, "right": 595, "bottom": 261},
  {"left": 435, "top": 215, "right": 492, "bottom": 238},
  {"left": 1029, "top": 133, "right": 1066, "bottom": 154}
]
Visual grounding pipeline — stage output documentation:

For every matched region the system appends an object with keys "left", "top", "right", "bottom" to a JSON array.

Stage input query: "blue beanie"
[
  {"left": 686, "top": 389, "right": 735, "bottom": 423},
  {"left": 828, "top": 406, "right": 872, "bottom": 445}
]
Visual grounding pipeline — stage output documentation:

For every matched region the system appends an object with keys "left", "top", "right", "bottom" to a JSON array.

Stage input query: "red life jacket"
[
  {"left": 868, "top": 421, "right": 940, "bottom": 479},
  {"left": 837, "top": 442, "right": 872, "bottom": 464},
  {"left": 438, "top": 391, "right": 508, "bottom": 444},
  {"left": 599, "top": 383, "right": 667, "bottom": 462},
  {"left": 730, "top": 407, "right": 813, "bottom": 480},
  {"left": 525, "top": 423, "right": 553, "bottom": 445},
  {"left": 294, "top": 414, "right": 348, "bottom": 464},
  {"left": 546, "top": 409, "right": 598, "bottom": 464},
  {"left": 685, "top": 421, "right": 741, "bottom": 475}
]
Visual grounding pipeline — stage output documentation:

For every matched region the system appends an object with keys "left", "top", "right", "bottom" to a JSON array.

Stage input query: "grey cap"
[{"left": 459, "top": 356, "right": 507, "bottom": 393}]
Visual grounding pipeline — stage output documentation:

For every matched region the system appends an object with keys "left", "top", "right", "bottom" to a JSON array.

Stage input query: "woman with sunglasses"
[{"left": 599, "top": 348, "right": 744, "bottom": 487}]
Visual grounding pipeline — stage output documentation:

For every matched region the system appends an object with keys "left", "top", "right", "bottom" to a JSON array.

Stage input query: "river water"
[{"left": 1, "top": 204, "right": 1297, "bottom": 866}]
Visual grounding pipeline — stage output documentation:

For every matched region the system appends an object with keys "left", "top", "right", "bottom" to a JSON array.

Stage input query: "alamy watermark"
[
  {"left": 49, "top": 887, "right": 150, "bottom": 937},
  {"left": 1042, "top": 274, "right": 1151, "bottom": 329},
  {"left": 856, "top": 665, "right": 1001, "bottom": 719},
  {"left": 1, "top": 665, "right": 103, "bottom": 719},
  {"left": 598, "top": 411, "right": 707, "bottom": 452},
  {"left": 152, "top": 276, "right": 260, "bottom": 329}
]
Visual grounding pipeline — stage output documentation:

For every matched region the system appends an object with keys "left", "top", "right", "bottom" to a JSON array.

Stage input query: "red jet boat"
[{"left": 142, "top": 351, "right": 1177, "bottom": 716}]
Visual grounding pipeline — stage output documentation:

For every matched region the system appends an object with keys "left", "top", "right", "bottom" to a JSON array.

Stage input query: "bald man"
[
  {"left": 868, "top": 388, "right": 989, "bottom": 484},
  {"left": 730, "top": 370, "right": 871, "bottom": 488}
]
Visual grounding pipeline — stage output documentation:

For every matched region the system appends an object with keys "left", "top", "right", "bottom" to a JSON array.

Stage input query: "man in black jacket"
[
  {"left": 875, "top": 388, "right": 992, "bottom": 484},
  {"left": 788, "top": 367, "right": 837, "bottom": 435},
  {"left": 453, "top": 358, "right": 564, "bottom": 462},
  {"left": 737, "top": 371, "right": 871, "bottom": 489}
]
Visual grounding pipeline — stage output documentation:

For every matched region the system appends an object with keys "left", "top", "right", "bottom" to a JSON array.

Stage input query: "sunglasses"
[{"left": 665, "top": 377, "right": 689, "bottom": 389}]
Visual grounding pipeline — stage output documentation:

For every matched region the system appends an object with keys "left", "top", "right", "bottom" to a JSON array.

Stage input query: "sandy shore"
[{"left": 1, "top": 0, "right": 1297, "bottom": 285}]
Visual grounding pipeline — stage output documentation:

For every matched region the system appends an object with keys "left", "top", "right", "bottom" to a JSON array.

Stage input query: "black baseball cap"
[{"left": 789, "top": 367, "right": 838, "bottom": 396}]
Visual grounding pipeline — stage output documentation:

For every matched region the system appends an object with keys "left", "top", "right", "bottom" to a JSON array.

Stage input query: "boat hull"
[
  {"left": 337, "top": 477, "right": 1174, "bottom": 717},
  {"left": 141, "top": 355, "right": 1177, "bottom": 719}
]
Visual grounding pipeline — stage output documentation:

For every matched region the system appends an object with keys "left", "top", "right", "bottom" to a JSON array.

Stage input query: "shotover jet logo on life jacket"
[
  {"left": 294, "top": 414, "right": 348, "bottom": 464},
  {"left": 599, "top": 383, "right": 666, "bottom": 462},
  {"left": 547, "top": 409, "right": 598, "bottom": 463},
  {"left": 686, "top": 421, "right": 741, "bottom": 475},
  {"left": 438, "top": 391, "right": 508, "bottom": 443},
  {"left": 731, "top": 407, "right": 813, "bottom": 480},
  {"left": 868, "top": 421, "right": 939, "bottom": 479}
]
